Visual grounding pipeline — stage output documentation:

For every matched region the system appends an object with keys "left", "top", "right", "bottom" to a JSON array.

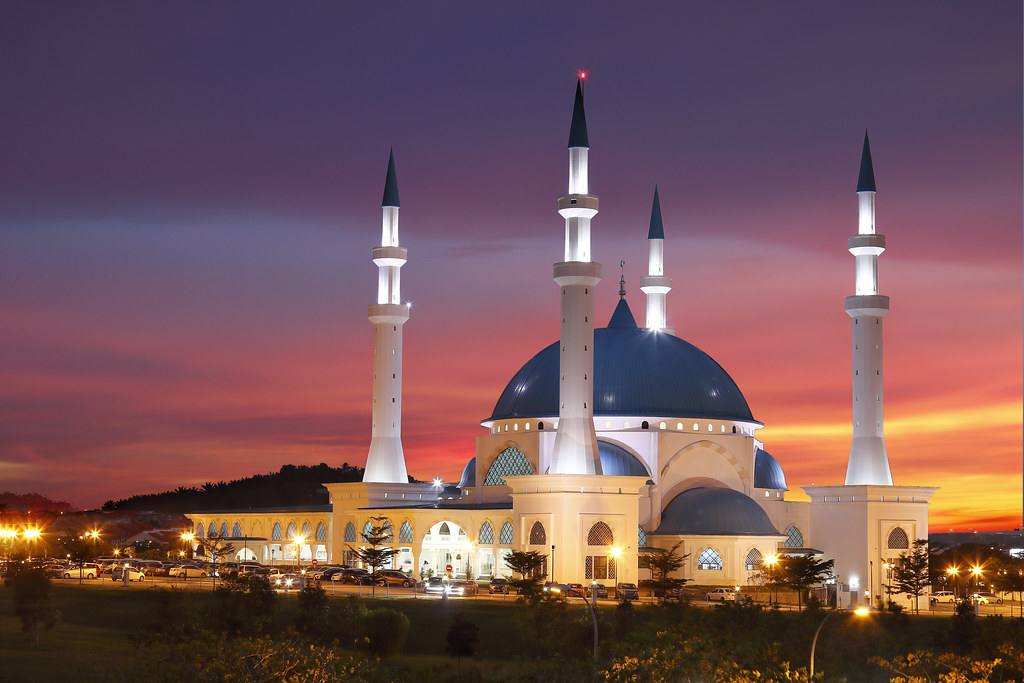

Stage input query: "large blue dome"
[
  {"left": 489, "top": 299, "right": 754, "bottom": 422},
  {"left": 656, "top": 487, "right": 780, "bottom": 536}
]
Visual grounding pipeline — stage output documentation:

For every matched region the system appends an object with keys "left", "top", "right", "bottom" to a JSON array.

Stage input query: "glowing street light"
[
  {"left": 810, "top": 608, "right": 870, "bottom": 679},
  {"left": 293, "top": 535, "right": 305, "bottom": 571}
]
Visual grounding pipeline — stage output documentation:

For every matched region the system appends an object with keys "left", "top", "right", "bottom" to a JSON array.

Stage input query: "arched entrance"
[{"left": 420, "top": 520, "right": 473, "bottom": 578}]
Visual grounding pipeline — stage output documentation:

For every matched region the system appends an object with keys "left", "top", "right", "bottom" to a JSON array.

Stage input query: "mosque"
[{"left": 186, "top": 80, "right": 937, "bottom": 605}]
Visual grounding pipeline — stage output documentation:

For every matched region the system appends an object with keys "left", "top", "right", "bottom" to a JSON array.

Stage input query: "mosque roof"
[
  {"left": 754, "top": 448, "right": 787, "bottom": 490},
  {"left": 597, "top": 441, "right": 651, "bottom": 478},
  {"left": 488, "top": 299, "right": 755, "bottom": 422},
  {"left": 457, "top": 457, "right": 476, "bottom": 488},
  {"left": 655, "top": 487, "right": 780, "bottom": 536}
]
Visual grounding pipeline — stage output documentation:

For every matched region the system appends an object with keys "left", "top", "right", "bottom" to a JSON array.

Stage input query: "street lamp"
[
  {"left": 810, "top": 608, "right": 870, "bottom": 679},
  {"left": 293, "top": 535, "right": 305, "bottom": 572},
  {"left": 971, "top": 566, "right": 982, "bottom": 600},
  {"left": 764, "top": 554, "right": 779, "bottom": 604}
]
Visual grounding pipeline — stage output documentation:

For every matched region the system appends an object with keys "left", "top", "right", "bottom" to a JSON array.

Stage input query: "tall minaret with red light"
[
  {"left": 550, "top": 76, "right": 603, "bottom": 475},
  {"left": 844, "top": 133, "right": 893, "bottom": 486},
  {"left": 363, "top": 150, "right": 411, "bottom": 484},
  {"left": 640, "top": 186, "right": 673, "bottom": 333}
]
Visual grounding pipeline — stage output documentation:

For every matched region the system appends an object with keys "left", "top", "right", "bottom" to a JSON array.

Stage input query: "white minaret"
[
  {"left": 640, "top": 186, "right": 673, "bottom": 333},
  {"left": 550, "top": 79, "right": 602, "bottom": 475},
  {"left": 363, "top": 149, "right": 411, "bottom": 484},
  {"left": 844, "top": 133, "right": 893, "bottom": 486}
]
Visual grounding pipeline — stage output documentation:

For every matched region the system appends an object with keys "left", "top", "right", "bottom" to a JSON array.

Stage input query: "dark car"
[
  {"left": 488, "top": 577, "right": 510, "bottom": 594},
  {"left": 335, "top": 568, "right": 373, "bottom": 584},
  {"left": 375, "top": 569, "right": 415, "bottom": 587},
  {"left": 590, "top": 583, "right": 609, "bottom": 599},
  {"left": 616, "top": 582, "right": 639, "bottom": 601}
]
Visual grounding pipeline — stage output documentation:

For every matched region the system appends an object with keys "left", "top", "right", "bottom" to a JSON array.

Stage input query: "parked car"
[
  {"left": 63, "top": 563, "right": 101, "bottom": 580},
  {"left": 616, "top": 583, "right": 640, "bottom": 601},
  {"left": 928, "top": 591, "right": 957, "bottom": 604},
  {"left": 449, "top": 580, "right": 478, "bottom": 596},
  {"left": 590, "top": 583, "right": 609, "bottom": 599},
  {"left": 706, "top": 587, "right": 736, "bottom": 602},
  {"left": 666, "top": 586, "right": 705, "bottom": 602},
  {"left": 424, "top": 577, "right": 447, "bottom": 594},
  {"left": 375, "top": 569, "right": 415, "bottom": 587},
  {"left": 273, "top": 573, "right": 306, "bottom": 591},
  {"left": 971, "top": 592, "right": 1003, "bottom": 604},
  {"left": 168, "top": 564, "right": 208, "bottom": 579},
  {"left": 111, "top": 566, "right": 146, "bottom": 582},
  {"left": 134, "top": 560, "right": 164, "bottom": 576},
  {"left": 334, "top": 568, "right": 372, "bottom": 584},
  {"left": 543, "top": 581, "right": 569, "bottom": 595},
  {"left": 488, "top": 577, "right": 510, "bottom": 594},
  {"left": 565, "top": 583, "right": 587, "bottom": 598}
]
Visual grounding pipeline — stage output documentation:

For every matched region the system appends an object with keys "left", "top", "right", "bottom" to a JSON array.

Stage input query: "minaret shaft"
[
  {"left": 550, "top": 81, "right": 602, "bottom": 476},
  {"left": 364, "top": 153, "right": 410, "bottom": 484},
  {"left": 844, "top": 134, "right": 892, "bottom": 486},
  {"left": 640, "top": 187, "right": 672, "bottom": 333}
]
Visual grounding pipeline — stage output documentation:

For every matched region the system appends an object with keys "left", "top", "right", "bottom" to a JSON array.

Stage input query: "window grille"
[
  {"left": 697, "top": 547, "right": 722, "bottom": 570},
  {"left": 232, "top": 523, "right": 242, "bottom": 538},
  {"left": 302, "top": 522, "right": 311, "bottom": 538},
  {"left": 745, "top": 548, "right": 763, "bottom": 571},
  {"left": 529, "top": 521, "right": 546, "bottom": 545},
  {"left": 344, "top": 522, "right": 356, "bottom": 543},
  {"left": 784, "top": 525, "right": 803, "bottom": 548},
  {"left": 887, "top": 527, "right": 909, "bottom": 549},
  {"left": 316, "top": 522, "right": 327, "bottom": 542},
  {"left": 484, "top": 446, "right": 535, "bottom": 485},
  {"left": 382, "top": 520, "right": 393, "bottom": 542},
  {"left": 286, "top": 522, "right": 296, "bottom": 540},
  {"left": 439, "top": 522, "right": 450, "bottom": 536},
  {"left": 196, "top": 523, "right": 205, "bottom": 538},
  {"left": 399, "top": 521, "right": 414, "bottom": 544},
  {"left": 362, "top": 521, "right": 373, "bottom": 539},
  {"left": 220, "top": 523, "right": 229, "bottom": 537},
  {"left": 587, "top": 521, "right": 614, "bottom": 546},
  {"left": 479, "top": 521, "right": 494, "bottom": 544},
  {"left": 271, "top": 523, "right": 282, "bottom": 541},
  {"left": 638, "top": 525, "right": 648, "bottom": 548},
  {"left": 499, "top": 521, "right": 514, "bottom": 545}
]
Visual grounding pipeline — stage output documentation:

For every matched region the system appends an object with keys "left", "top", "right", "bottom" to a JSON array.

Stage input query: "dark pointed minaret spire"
[
  {"left": 648, "top": 186, "right": 665, "bottom": 239},
  {"left": 567, "top": 79, "right": 590, "bottom": 149},
  {"left": 618, "top": 259, "right": 627, "bottom": 299},
  {"left": 856, "top": 131, "right": 876, "bottom": 193},
  {"left": 382, "top": 148, "right": 400, "bottom": 207}
]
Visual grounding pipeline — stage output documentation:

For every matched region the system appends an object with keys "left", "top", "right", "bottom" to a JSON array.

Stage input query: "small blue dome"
[
  {"left": 754, "top": 448, "right": 787, "bottom": 490},
  {"left": 457, "top": 457, "right": 476, "bottom": 488},
  {"left": 489, "top": 300, "right": 754, "bottom": 422},
  {"left": 656, "top": 488, "right": 779, "bottom": 536},
  {"left": 598, "top": 441, "right": 650, "bottom": 477}
]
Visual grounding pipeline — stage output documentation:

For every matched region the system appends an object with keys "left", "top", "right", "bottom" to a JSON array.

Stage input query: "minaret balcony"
[
  {"left": 557, "top": 194, "right": 599, "bottom": 219},
  {"left": 639, "top": 274, "right": 672, "bottom": 292},
  {"left": 848, "top": 234, "right": 885, "bottom": 256},
  {"left": 845, "top": 295, "right": 889, "bottom": 317},
  {"left": 372, "top": 246, "right": 408, "bottom": 267},
  {"left": 368, "top": 302, "right": 411, "bottom": 324}
]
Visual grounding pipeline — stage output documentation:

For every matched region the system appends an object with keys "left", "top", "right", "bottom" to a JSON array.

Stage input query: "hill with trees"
[{"left": 101, "top": 463, "right": 367, "bottom": 513}]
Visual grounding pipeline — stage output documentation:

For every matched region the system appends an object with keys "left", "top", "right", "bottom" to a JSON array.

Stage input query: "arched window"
[
  {"left": 399, "top": 521, "right": 413, "bottom": 544},
  {"left": 587, "top": 521, "right": 614, "bottom": 546},
  {"left": 479, "top": 521, "right": 494, "bottom": 544},
  {"left": 697, "top": 547, "right": 723, "bottom": 570},
  {"left": 439, "top": 522, "right": 451, "bottom": 536},
  {"left": 529, "top": 521, "right": 546, "bottom": 545},
  {"left": 315, "top": 522, "right": 327, "bottom": 542},
  {"left": 362, "top": 521, "right": 373, "bottom": 539},
  {"left": 219, "top": 523, "right": 229, "bottom": 537},
  {"left": 887, "top": 527, "right": 909, "bottom": 550},
  {"left": 271, "top": 523, "right": 282, "bottom": 541},
  {"left": 458, "top": 528, "right": 466, "bottom": 539},
  {"left": 302, "top": 522, "right": 311, "bottom": 538},
  {"left": 499, "top": 521, "right": 514, "bottom": 545},
  {"left": 745, "top": 548, "right": 763, "bottom": 571},
  {"left": 638, "top": 525, "right": 648, "bottom": 548},
  {"left": 484, "top": 446, "right": 535, "bottom": 485},
  {"left": 231, "top": 523, "right": 242, "bottom": 538},
  {"left": 196, "top": 523, "right": 205, "bottom": 538},
  {"left": 381, "top": 519, "right": 393, "bottom": 542},
  {"left": 641, "top": 420, "right": 650, "bottom": 429},
  {"left": 784, "top": 525, "right": 803, "bottom": 548},
  {"left": 344, "top": 522, "right": 356, "bottom": 543},
  {"left": 286, "top": 522, "right": 297, "bottom": 540}
]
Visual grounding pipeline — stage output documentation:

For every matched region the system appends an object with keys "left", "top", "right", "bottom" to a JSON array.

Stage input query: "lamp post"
[
  {"left": 550, "top": 545, "right": 556, "bottom": 583},
  {"left": 293, "top": 535, "right": 305, "bottom": 572},
  {"left": 764, "top": 554, "right": 779, "bottom": 604},
  {"left": 810, "top": 608, "right": 869, "bottom": 679},
  {"left": 946, "top": 566, "right": 958, "bottom": 599},
  {"left": 883, "top": 562, "right": 892, "bottom": 607}
]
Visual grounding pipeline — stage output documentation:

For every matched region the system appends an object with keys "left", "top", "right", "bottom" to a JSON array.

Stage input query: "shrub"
[{"left": 359, "top": 608, "right": 409, "bottom": 658}]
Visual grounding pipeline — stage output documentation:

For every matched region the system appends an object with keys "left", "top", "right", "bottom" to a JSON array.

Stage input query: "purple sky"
[{"left": 1, "top": 2, "right": 1021, "bottom": 530}]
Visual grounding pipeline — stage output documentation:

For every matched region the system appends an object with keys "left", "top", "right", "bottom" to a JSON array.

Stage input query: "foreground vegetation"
[{"left": 4, "top": 571, "right": 1024, "bottom": 682}]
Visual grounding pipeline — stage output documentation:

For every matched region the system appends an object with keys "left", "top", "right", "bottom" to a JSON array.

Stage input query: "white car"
[
  {"left": 706, "top": 587, "right": 737, "bottom": 601},
  {"left": 168, "top": 564, "right": 208, "bottom": 578},
  {"left": 273, "top": 574, "right": 306, "bottom": 591},
  {"left": 111, "top": 566, "right": 146, "bottom": 582},
  {"left": 63, "top": 563, "right": 101, "bottom": 579},
  {"left": 928, "top": 591, "right": 957, "bottom": 603}
]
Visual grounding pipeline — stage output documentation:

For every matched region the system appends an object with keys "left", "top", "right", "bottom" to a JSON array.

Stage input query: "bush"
[{"left": 360, "top": 608, "right": 409, "bottom": 658}]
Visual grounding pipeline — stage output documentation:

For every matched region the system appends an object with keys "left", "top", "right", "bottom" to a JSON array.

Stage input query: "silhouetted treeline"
[
  {"left": 0, "top": 491, "right": 73, "bottom": 513},
  {"left": 101, "top": 463, "right": 366, "bottom": 512}
]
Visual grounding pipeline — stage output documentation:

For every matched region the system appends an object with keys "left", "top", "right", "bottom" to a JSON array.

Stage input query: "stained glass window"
[
  {"left": 887, "top": 527, "right": 908, "bottom": 549},
  {"left": 587, "top": 522, "right": 613, "bottom": 546},
  {"left": 399, "top": 521, "right": 414, "bottom": 543},
  {"left": 697, "top": 547, "right": 722, "bottom": 570},
  {"left": 529, "top": 521, "right": 546, "bottom": 545},
  {"left": 344, "top": 522, "right": 356, "bottom": 543},
  {"left": 484, "top": 447, "right": 535, "bottom": 485},
  {"left": 316, "top": 522, "right": 327, "bottom": 542},
  {"left": 271, "top": 523, "right": 282, "bottom": 541},
  {"left": 479, "top": 521, "right": 494, "bottom": 544},
  {"left": 784, "top": 525, "right": 803, "bottom": 548},
  {"left": 745, "top": 548, "right": 763, "bottom": 571},
  {"left": 499, "top": 521, "right": 514, "bottom": 545}
]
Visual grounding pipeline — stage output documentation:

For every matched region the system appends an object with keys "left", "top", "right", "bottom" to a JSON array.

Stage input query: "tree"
[
  {"left": 196, "top": 532, "right": 235, "bottom": 587},
  {"left": 639, "top": 541, "right": 689, "bottom": 602},
  {"left": 992, "top": 562, "right": 1024, "bottom": 618},
  {"left": 778, "top": 553, "right": 834, "bottom": 610},
  {"left": 5, "top": 566, "right": 59, "bottom": 646},
  {"left": 348, "top": 516, "right": 399, "bottom": 597},
  {"left": 892, "top": 539, "right": 931, "bottom": 614},
  {"left": 504, "top": 550, "right": 547, "bottom": 600},
  {"left": 445, "top": 611, "right": 479, "bottom": 676},
  {"left": 359, "top": 607, "right": 409, "bottom": 658}
]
